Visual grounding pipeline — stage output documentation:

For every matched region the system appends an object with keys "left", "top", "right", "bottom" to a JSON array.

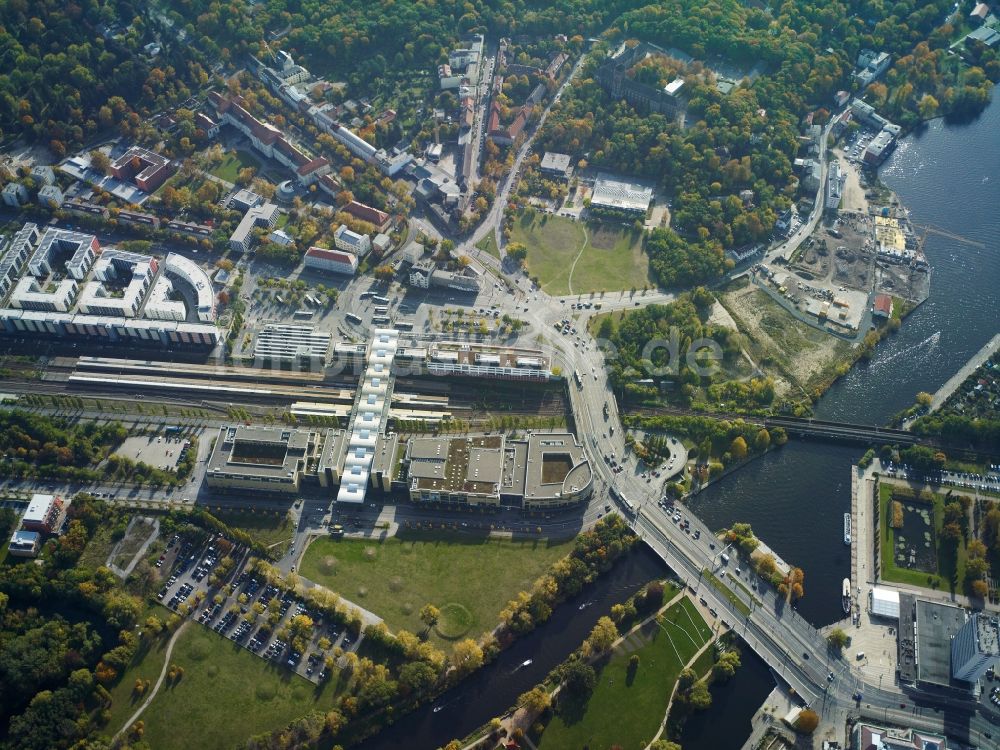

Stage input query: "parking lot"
[
  {"left": 155, "top": 532, "right": 362, "bottom": 684},
  {"left": 113, "top": 434, "right": 190, "bottom": 472}
]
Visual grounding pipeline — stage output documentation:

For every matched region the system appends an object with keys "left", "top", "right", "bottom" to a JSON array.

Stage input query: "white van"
[{"left": 720, "top": 553, "right": 730, "bottom": 565}]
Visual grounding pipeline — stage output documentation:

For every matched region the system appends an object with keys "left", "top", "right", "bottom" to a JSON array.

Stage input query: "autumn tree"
[
  {"left": 419, "top": 604, "right": 440, "bottom": 631},
  {"left": 450, "top": 639, "right": 484, "bottom": 676},
  {"left": 827, "top": 628, "right": 850, "bottom": 651}
]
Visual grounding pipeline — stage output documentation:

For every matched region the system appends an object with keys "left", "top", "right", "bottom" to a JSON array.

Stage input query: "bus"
[
  {"left": 573, "top": 370, "right": 583, "bottom": 388},
  {"left": 371, "top": 295, "right": 390, "bottom": 306},
  {"left": 372, "top": 315, "right": 392, "bottom": 326},
  {"left": 293, "top": 310, "right": 314, "bottom": 319},
  {"left": 374, "top": 305, "right": 389, "bottom": 315},
  {"left": 610, "top": 488, "right": 635, "bottom": 515},
  {"left": 345, "top": 313, "right": 362, "bottom": 325},
  {"left": 394, "top": 321, "right": 414, "bottom": 331}
]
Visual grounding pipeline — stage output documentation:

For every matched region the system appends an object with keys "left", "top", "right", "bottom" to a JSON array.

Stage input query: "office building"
[
  {"left": 230, "top": 202, "right": 279, "bottom": 253},
  {"left": 7, "top": 530, "right": 41, "bottom": 558},
  {"left": 206, "top": 425, "right": 320, "bottom": 495},
  {"left": 110, "top": 146, "right": 174, "bottom": 192},
  {"left": 914, "top": 599, "right": 967, "bottom": 688},
  {"left": 951, "top": 612, "right": 1000, "bottom": 683},
  {"left": 405, "top": 431, "right": 592, "bottom": 509},
  {"left": 22, "top": 493, "right": 63, "bottom": 533},
  {"left": 540, "top": 152, "right": 572, "bottom": 177}
]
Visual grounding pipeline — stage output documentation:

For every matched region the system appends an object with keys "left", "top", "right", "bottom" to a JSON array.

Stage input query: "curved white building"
[{"left": 164, "top": 253, "right": 215, "bottom": 322}]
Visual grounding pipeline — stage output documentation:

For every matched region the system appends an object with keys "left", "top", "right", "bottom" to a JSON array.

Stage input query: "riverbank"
[{"left": 902, "top": 332, "right": 1000, "bottom": 428}]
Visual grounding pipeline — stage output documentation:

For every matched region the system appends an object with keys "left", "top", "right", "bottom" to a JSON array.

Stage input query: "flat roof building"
[
  {"left": 517, "top": 432, "right": 594, "bottom": 509},
  {"left": 253, "top": 323, "right": 332, "bottom": 362},
  {"left": 405, "top": 431, "right": 592, "bottom": 509},
  {"left": 165, "top": 253, "right": 216, "bottom": 322},
  {"left": 22, "top": 493, "right": 63, "bottom": 533},
  {"left": 540, "top": 151, "right": 572, "bottom": 177},
  {"left": 206, "top": 425, "right": 318, "bottom": 495},
  {"left": 914, "top": 599, "right": 967, "bottom": 688},
  {"left": 8, "top": 530, "right": 41, "bottom": 558},
  {"left": 853, "top": 722, "right": 946, "bottom": 750},
  {"left": 952, "top": 611, "right": 1000, "bottom": 683},
  {"left": 406, "top": 434, "right": 505, "bottom": 506},
  {"left": 111, "top": 146, "right": 174, "bottom": 192},
  {"left": 230, "top": 202, "right": 279, "bottom": 253},
  {"left": 590, "top": 174, "right": 653, "bottom": 216},
  {"left": 868, "top": 586, "right": 899, "bottom": 619}
]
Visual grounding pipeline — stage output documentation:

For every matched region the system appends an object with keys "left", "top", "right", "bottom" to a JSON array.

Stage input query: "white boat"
[
  {"left": 844, "top": 513, "right": 852, "bottom": 546},
  {"left": 842, "top": 578, "right": 851, "bottom": 614}
]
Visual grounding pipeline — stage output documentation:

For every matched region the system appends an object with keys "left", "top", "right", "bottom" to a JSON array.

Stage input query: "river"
[
  {"left": 682, "top": 95, "right": 1000, "bottom": 749},
  {"left": 357, "top": 546, "right": 668, "bottom": 750}
]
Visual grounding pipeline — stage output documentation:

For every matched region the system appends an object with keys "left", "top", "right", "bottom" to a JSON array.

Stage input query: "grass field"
[
  {"left": 476, "top": 233, "right": 500, "bottom": 259},
  {"left": 300, "top": 533, "right": 575, "bottom": 644},
  {"left": 210, "top": 150, "right": 261, "bottom": 184},
  {"left": 211, "top": 509, "right": 294, "bottom": 549},
  {"left": 702, "top": 569, "right": 751, "bottom": 617},
  {"left": 78, "top": 523, "right": 117, "bottom": 570},
  {"left": 878, "top": 482, "right": 967, "bottom": 592},
  {"left": 510, "top": 214, "right": 652, "bottom": 295},
  {"left": 108, "top": 625, "right": 343, "bottom": 749},
  {"left": 537, "top": 596, "right": 713, "bottom": 750}
]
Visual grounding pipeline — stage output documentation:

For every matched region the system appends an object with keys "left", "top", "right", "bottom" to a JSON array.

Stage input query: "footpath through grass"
[
  {"left": 301, "top": 532, "right": 575, "bottom": 645},
  {"left": 510, "top": 213, "right": 652, "bottom": 295},
  {"left": 536, "top": 596, "right": 713, "bottom": 750},
  {"left": 107, "top": 625, "right": 343, "bottom": 749}
]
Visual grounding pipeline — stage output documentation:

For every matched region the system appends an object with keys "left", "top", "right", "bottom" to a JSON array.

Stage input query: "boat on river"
[
  {"left": 844, "top": 513, "right": 852, "bottom": 546},
  {"left": 842, "top": 578, "right": 851, "bottom": 614}
]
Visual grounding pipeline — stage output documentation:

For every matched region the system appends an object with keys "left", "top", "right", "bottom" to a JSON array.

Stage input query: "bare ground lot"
[{"left": 721, "top": 283, "right": 853, "bottom": 396}]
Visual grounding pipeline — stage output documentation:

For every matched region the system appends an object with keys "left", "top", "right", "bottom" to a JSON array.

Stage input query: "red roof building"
[
  {"left": 873, "top": 293, "right": 893, "bottom": 318},
  {"left": 344, "top": 200, "right": 391, "bottom": 231},
  {"left": 304, "top": 246, "right": 358, "bottom": 276}
]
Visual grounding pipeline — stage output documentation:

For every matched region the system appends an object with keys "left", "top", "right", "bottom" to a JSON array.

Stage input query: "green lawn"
[
  {"left": 475, "top": 232, "right": 500, "bottom": 259},
  {"left": 510, "top": 213, "right": 653, "bottom": 295},
  {"left": 210, "top": 150, "right": 261, "bottom": 184},
  {"left": 537, "top": 597, "right": 713, "bottom": 750},
  {"left": 878, "top": 482, "right": 967, "bottom": 593},
  {"left": 702, "top": 569, "right": 752, "bottom": 617},
  {"left": 300, "top": 533, "right": 575, "bottom": 645},
  {"left": 107, "top": 624, "right": 343, "bottom": 749}
]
